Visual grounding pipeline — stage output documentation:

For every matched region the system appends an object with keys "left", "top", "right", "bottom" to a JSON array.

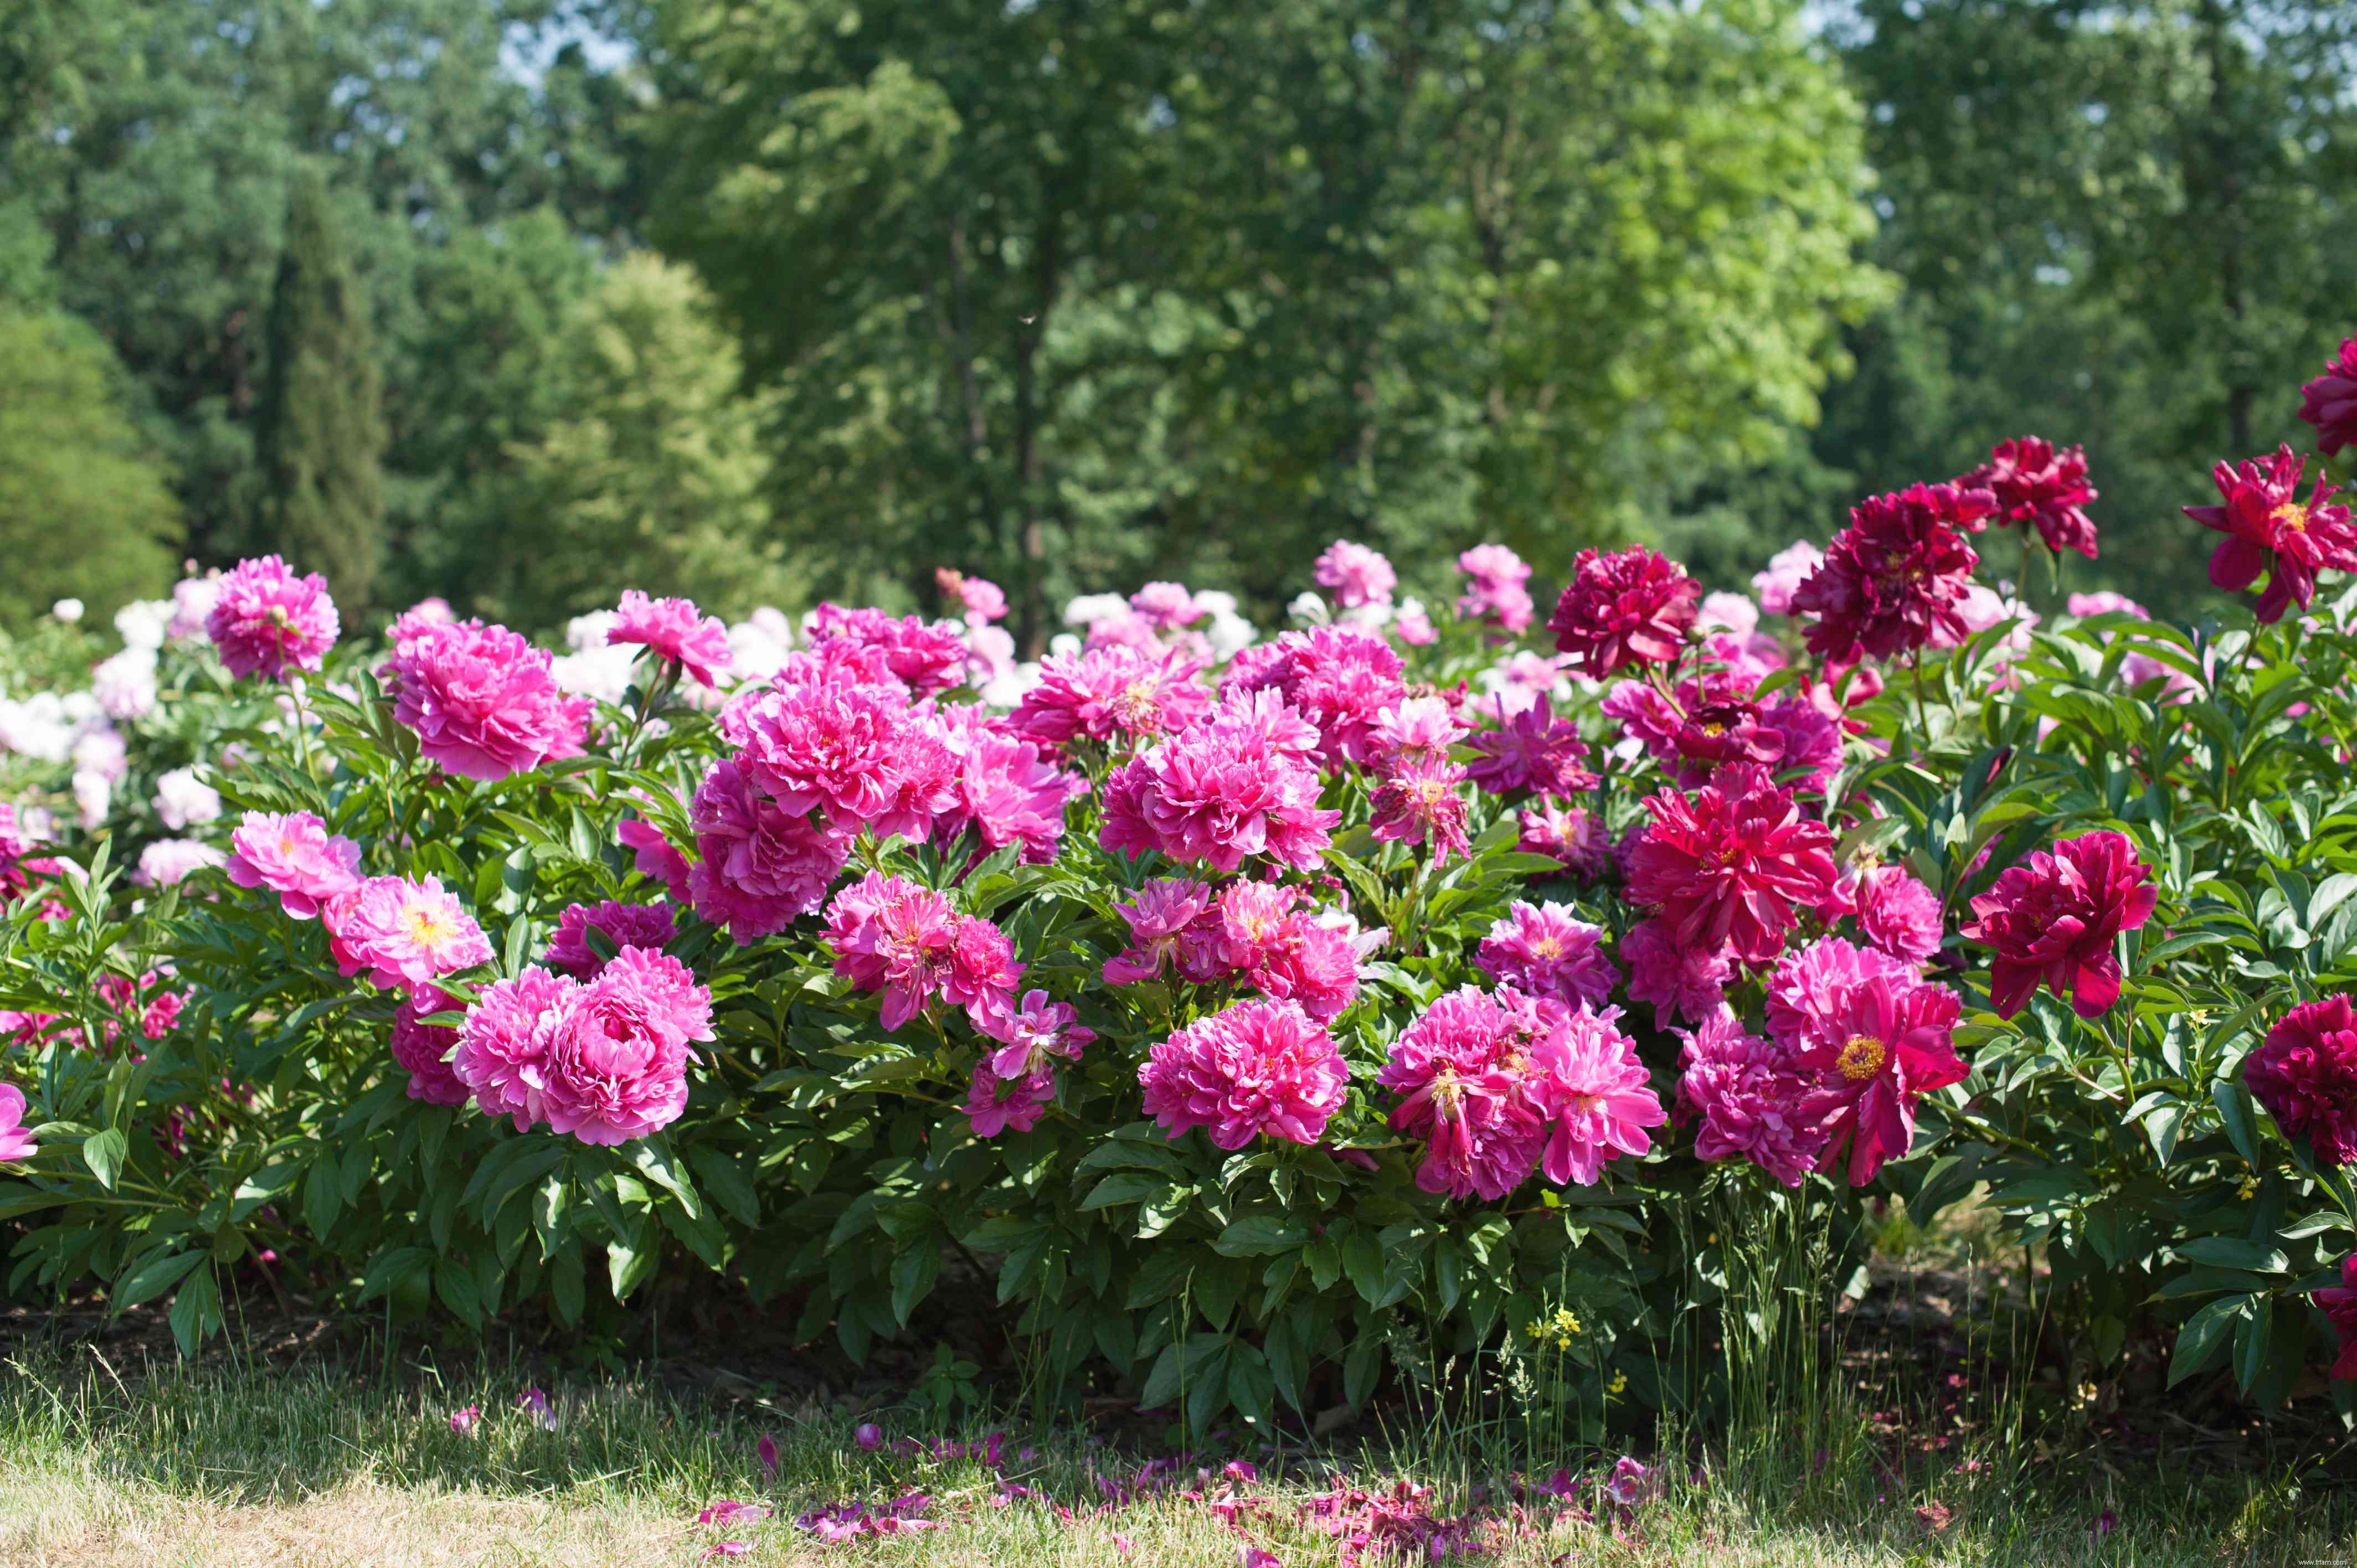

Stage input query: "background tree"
[
  {"left": 0, "top": 305, "right": 181, "bottom": 625},
  {"left": 253, "top": 172, "right": 387, "bottom": 608}
]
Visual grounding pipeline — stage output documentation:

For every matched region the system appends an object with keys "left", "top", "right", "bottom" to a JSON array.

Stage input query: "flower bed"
[{"left": 5, "top": 336, "right": 2357, "bottom": 1430}]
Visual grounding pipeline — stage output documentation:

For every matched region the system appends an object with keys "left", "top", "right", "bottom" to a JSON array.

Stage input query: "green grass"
[{"left": 0, "top": 1335, "right": 2349, "bottom": 1567}]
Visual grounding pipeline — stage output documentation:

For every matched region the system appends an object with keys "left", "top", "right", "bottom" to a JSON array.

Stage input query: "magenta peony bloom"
[
  {"left": 1625, "top": 767, "right": 1837, "bottom": 965},
  {"left": 936, "top": 567, "right": 1009, "bottom": 624},
  {"left": 1099, "top": 694, "right": 1339, "bottom": 873},
  {"left": 545, "top": 899, "right": 680, "bottom": 979},
  {"left": 609, "top": 590, "right": 733, "bottom": 687},
  {"left": 1377, "top": 987, "right": 1547, "bottom": 1200},
  {"left": 2316, "top": 1254, "right": 2357, "bottom": 1379},
  {"left": 205, "top": 555, "right": 339, "bottom": 679},
  {"left": 224, "top": 811, "right": 363, "bottom": 919},
  {"left": 1314, "top": 539, "right": 1397, "bottom": 608},
  {"left": 1753, "top": 689, "right": 1845, "bottom": 796},
  {"left": 1826, "top": 862, "right": 1945, "bottom": 968},
  {"left": 539, "top": 946, "right": 713, "bottom": 1146},
  {"left": 805, "top": 604, "right": 971, "bottom": 698},
  {"left": 1370, "top": 755, "right": 1472, "bottom": 865},
  {"left": 720, "top": 682, "right": 953, "bottom": 841},
  {"left": 2243, "top": 996, "right": 2357, "bottom": 1166},
  {"left": 1675, "top": 1009, "right": 1826, "bottom": 1188},
  {"left": 1102, "top": 878, "right": 1219, "bottom": 985},
  {"left": 326, "top": 875, "right": 494, "bottom": 993},
  {"left": 1372, "top": 695, "right": 1466, "bottom": 768},
  {"left": 1961, "top": 829, "right": 2156, "bottom": 1019},
  {"left": 1222, "top": 624, "right": 1408, "bottom": 768},
  {"left": 391, "top": 988, "right": 469, "bottom": 1106},
  {"left": 0, "top": 1082, "right": 37, "bottom": 1162},
  {"left": 1477, "top": 902, "right": 1619, "bottom": 1009},
  {"left": 1465, "top": 698, "right": 1596, "bottom": 799},
  {"left": 620, "top": 814, "right": 693, "bottom": 902},
  {"left": 1621, "top": 915, "right": 1733, "bottom": 1025},
  {"left": 1456, "top": 544, "right": 1536, "bottom": 632},
  {"left": 1959, "top": 437, "right": 2098, "bottom": 559},
  {"left": 1767, "top": 937, "right": 1964, "bottom": 1185},
  {"left": 1139, "top": 998, "right": 1348, "bottom": 1150},
  {"left": 454, "top": 964, "right": 580, "bottom": 1131},
  {"left": 1547, "top": 546, "right": 1700, "bottom": 678},
  {"left": 1010, "top": 645, "right": 1211, "bottom": 749},
  {"left": 1517, "top": 801, "right": 1612, "bottom": 879},
  {"left": 384, "top": 619, "right": 589, "bottom": 781},
  {"left": 686, "top": 760, "right": 852, "bottom": 943},
  {"left": 932, "top": 708, "right": 1087, "bottom": 864},
  {"left": 1793, "top": 483, "right": 1990, "bottom": 663},
  {"left": 2298, "top": 335, "right": 2357, "bottom": 458},
  {"left": 2183, "top": 446, "right": 2357, "bottom": 623},
  {"left": 1209, "top": 884, "right": 1362, "bottom": 1022},
  {"left": 1527, "top": 1002, "right": 1664, "bottom": 1186},
  {"left": 963, "top": 1061, "right": 1057, "bottom": 1138},
  {"left": 979, "top": 988, "right": 1096, "bottom": 1081},
  {"left": 824, "top": 872, "right": 1021, "bottom": 1032}
]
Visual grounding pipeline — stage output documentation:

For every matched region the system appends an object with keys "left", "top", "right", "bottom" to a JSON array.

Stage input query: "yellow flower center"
[
  {"left": 402, "top": 906, "right": 452, "bottom": 948},
  {"left": 1836, "top": 1034, "right": 1886, "bottom": 1081},
  {"left": 2271, "top": 500, "right": 2312, "bottom": 533},
  {"left": 1531, "top": 936, "right": 1562, "bottom": 960}
]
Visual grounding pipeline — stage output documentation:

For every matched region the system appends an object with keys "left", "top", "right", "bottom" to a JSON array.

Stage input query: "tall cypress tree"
[{"left": 255, "top": 171, "right": 384, "bottom": 607}]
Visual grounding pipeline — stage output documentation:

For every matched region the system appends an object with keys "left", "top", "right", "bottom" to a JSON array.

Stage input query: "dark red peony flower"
[
  {"left": 2183, "top": 446, "right": 2357, "bottom": 623},
  {"left": 2315, "top": 1253, "right": 2357, "bottom": 1379},
  {"left": 2244, "top": 995, "right": 2357, "bottom": 1167},
  {"left": 2298, "top": 334, "right": 2357, "bottom": 458},
  {"left": 1959, "top": 436, "right": 2098, "bottom": 560},
  {"left": 1793, "top": 483, "right": 1990, "bottom": 663},
  {"left": 1960, "top": 829, "right": 2157, "bottom": 1019},
  {"left": 1624, "top": 764, "right": 1838, "bottom": 964},
  {"left": 1547, "top": 546, "right": 1700, "bottom": 678}
]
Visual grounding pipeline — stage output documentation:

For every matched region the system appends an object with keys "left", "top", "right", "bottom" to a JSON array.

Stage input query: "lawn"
[{"left": 1, "top": 1330, "right": 2349, "bottom": 1568}]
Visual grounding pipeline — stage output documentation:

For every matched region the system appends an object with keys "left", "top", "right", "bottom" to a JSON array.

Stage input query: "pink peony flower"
[
  {"left": 454, "top": 964, "right": 580, "bottom": 1131},
  {"left": 1370, "top": 755, "right": 1472, "bottom": 865},
  {"left": 1099, "top": 695, "right": 1339, "bottom": 873},
  {"left": 205, "top": 555, "right": 340, "bottom": 679},
  {"left": 1392, "top": 601, "right": 1436, "bottom": 645},
  {"left": 1752, "top": 540, "right": 1824, "bottom": 617},
  {"left": 720, "top": 683, "right": 953, "bottom": 840},
  {"left": 1456, "top": 544, "right": 1536, "bottom": 631},
  {"left": 1958, "top": 436, "right": 2098, "bottom": 559},
  {"left": 0, "top": 1082, "right": 38, "bottom": 1162},
  {"left": 1222, "top": 625, "right": 1408, "bottom": 768},
  {"left": 2244, "top": 996, "right": 2357, "bottom": 1167},
  {"left": 1139, "top": 999, "right": 1349, "bottom": 1149},
  {"left": 225, "top": 810, "right": 363, "bottom": 919},
  {"left": 135, "top": 838, "right": 224, "bottom": 888},
  {"left": 1465, "top": 698, "right": 1596, "bottom": 799},
  {"left": 2298, "top": 334, "right": 2357, "bottom": 458},
  {"left": 963, "top": 1061, "right": 1057, "bottom": 1137},
  {"left": 1129, "top": 581, "right": 1205, "bottom": 629},
  {"left": 1210, "top": 886, "right": 1363, "bottom": 1022},
  {"left": 609, "top": 590, "right": 733, "bottom": 687},
  {"left": 1675, "top": 1009, "right": 1827, "bottom": 1187},
  {"left": 1794, "top": 483, "right": 1990, "bottom": 663},
  {"left": 384, "top": 619, "right": 589, "bottom": 781},
  {"left": 936, "top": 568, "right": 1009, "bottom": 624},
  {"left": 619, "top": 815, "right": 693, "bottom": 902},
  {"left": 539, "top": 946, "right": 713, "bottom": 1145},
  {"left": 2183, "top": 445, "right": 2357, "bottom": 623},
  {"left": 391, "top": 988, "right": 469, "bottom": 1106},
  {"left": 2316, "top": 1254, "right": 2357, "bottom": 1379},
  {"left": 1010, "top": 646, "right": 1212, "bottom": 749},
  {"left": 326, "top": 875, "right": 495, "bottom": 993},
  {"left": 1753, "top": 690, "right": 1845, "bottom": 796},
  {"left": 1477, "top": 902, "right": 1620, "bottom": 1009},
  {"left": 1378, "top": 987, "right": 1548, "bottom": 1200},
  {"left": 1517, "top": 801, "right": 1612, "bottom": 879},
  {"left": 932, "top": 707, "right": 1087, "bottom": 864},
  {"left": 805, "top": 604, "right": 971, "bottom": 697},
  {"left": 1314, "top": 540, "right": 1397, "bottom": 608},
  {"left": 686, "top": 760, "right": 853, "bottom": 943},
  {"left": 1102, "top": 878, "right": 1219, "bottom": 985},
  {"left": 1625, "top": 767, "right": 1837, "bottom": 964},
  {"left": 1697, "top": 592, "right": 1760, "bottom": 637},
  {"left": 1547, "top": 546, "right": 1700, "bottom": 678},
  {"left": 1829, "top": 862, "right": 1945, "bottom": 968},
  {"left": 1371, "top": 695, "right": 1465, "bottom": 768},
  {"left": 824, "top": 872, "right": 1021, "bottom": 1032},
  {"left": 1621, "top": 915, "right": 1733, "bottom": 1025},
  {"left": 1767, "top": 936, "right": 1965, "bottom": 1183},
  {"left": 1961, "top": 829, "right": 2156, "bottom": 1019},
  {"left": 545, "top": 899, "right": 679, "bottom": 978},
  {"left": 1527, "top": 1002, "right": 1664, "bottom": 1185},
  {"left": 2067, "top": 591, "right": 2148, "bottom": 619},
  {"left": 980, "top": 988, "right": 1096, "bottom": 1080}
]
